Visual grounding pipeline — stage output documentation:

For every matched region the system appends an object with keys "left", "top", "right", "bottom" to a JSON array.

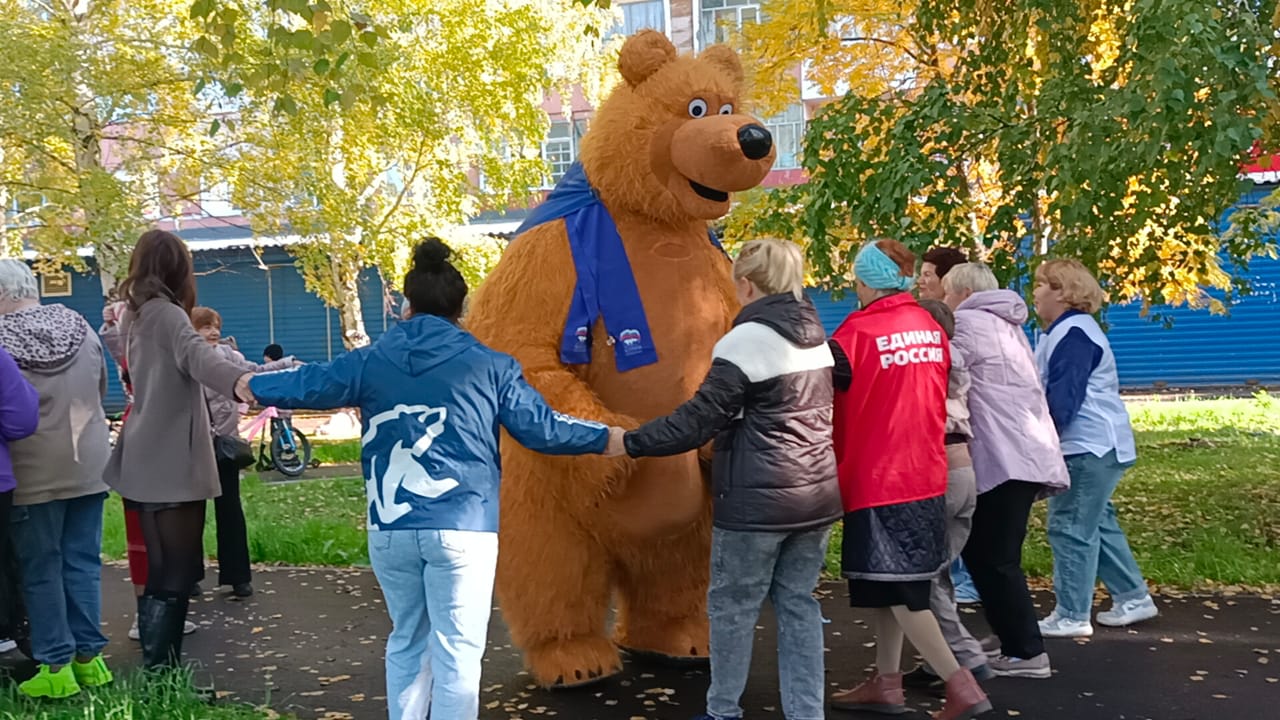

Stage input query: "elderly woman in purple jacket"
[
  {"left": 943, "top": 263, "right": 1070, "bottom": 681},
  {"left": 0, "top": 346, "right": 39, "bottom": 652}
]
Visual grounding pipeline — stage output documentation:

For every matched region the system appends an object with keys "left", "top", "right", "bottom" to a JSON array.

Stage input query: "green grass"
[
  {"left": 0, "top": 669, "right": 286, "bottom": 719},
  {"left": 102, "top": 475, "right": 369, "bottom": 567},
  {"left": 102, "top": 395, "right": 1280, "bottom": 589},
  {"left": 308, "top": 438, "right": 361, "bottom": 466},
  {"left": 823, "top": 392, "right": 1280, "bottom": 589}
]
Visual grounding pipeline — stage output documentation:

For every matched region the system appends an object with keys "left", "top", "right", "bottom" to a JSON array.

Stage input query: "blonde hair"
[
  {"left": 734, "top": 239, "right": 805, "bottom": 301},
  {"left": 942, "top": 262, "right": 999, "bottom": 295},
  {"left": 1035, "top": 259, "right": 1105, "bottom": 313}
]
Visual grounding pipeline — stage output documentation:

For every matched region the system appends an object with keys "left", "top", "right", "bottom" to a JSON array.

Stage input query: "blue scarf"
[{"left": 514, "top": 162, "right": 726, "bottom": 372}]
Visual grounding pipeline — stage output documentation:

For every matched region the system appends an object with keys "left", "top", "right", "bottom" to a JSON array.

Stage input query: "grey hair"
[
  {"left": 942, "top": 262, "right": 999, "bottom": 295},
  {"left": 0, "top": 259, "right": 39, "bottom": 302}
]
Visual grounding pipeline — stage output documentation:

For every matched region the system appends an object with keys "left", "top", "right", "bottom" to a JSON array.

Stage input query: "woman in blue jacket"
[{"left": 246, "top": 239, "right": 623, "bottom": 720}]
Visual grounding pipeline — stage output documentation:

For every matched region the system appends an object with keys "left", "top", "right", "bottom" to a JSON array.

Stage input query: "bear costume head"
[{"left": 578, "top": 30, "right": 777, "bottom": 225}]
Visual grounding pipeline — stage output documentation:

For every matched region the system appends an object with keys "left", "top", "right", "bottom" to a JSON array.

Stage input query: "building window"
[
  {"left": 542, "top": 119, "right": 589, "bottom": 187},
  {"left": 763, "top": 103, "right": 805, "bottom": 171},
  {"left": 40, "top": 269, "right": 72, "bottom": 297},
  {"left": 616, "top": 0, "right": 665, "bottom": 36},
  {"left": 698, "top": 0, "right": 760, "bottom": 49},
  {"left": 200, "top": 180, "right": 237, "bottom": 217}
]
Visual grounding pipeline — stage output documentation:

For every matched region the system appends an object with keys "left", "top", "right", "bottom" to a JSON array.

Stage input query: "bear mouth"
[{"left": 689, "top": 180, "right": 729, "bottom": 203}]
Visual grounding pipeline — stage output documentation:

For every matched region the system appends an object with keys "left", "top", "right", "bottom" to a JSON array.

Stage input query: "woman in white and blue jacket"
[
  {"left": 1031, "top": 259, "right": 1156, "bottom": 640},
  {"left": 245, "top": 239, "right": 622, "bottom": 720}
]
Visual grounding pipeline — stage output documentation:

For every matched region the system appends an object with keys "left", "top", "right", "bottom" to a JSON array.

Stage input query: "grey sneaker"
[
  {"left": 1097, "top": 595, "right": 1159, "bottom": 627},
  {"left": 990, "top": 652, "right": 1052, "bottom": 679}
]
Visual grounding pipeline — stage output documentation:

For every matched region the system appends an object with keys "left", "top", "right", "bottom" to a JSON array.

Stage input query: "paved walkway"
[{"left": 7, "top": 565, "right": 1278, "bottom": 719}]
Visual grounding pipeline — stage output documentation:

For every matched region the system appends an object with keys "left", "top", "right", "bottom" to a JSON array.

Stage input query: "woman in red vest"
[{"left": 828, "top": 240, "right": 991, "bottom": 720}]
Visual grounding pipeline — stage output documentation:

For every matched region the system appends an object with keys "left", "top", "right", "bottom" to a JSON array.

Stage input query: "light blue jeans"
[
  {"left": 707, "top": 526, "right": 831, "bottom": 720},
  {"left": 368, "top": 528, "right": 498, "bottom": 720},
  {"left": 10, "top": 492, "right": 109, "bottom": 667},
  {"left": 950, "top": 558, "right": 979, "bottom": 601},
  {"left": 1047, "top": 450, "right": 1149, "bottom": 621}
]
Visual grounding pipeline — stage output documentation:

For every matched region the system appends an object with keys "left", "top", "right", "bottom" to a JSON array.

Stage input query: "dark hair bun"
[{"left": 413, "top": 238, "right": 453, "bottom": 274}]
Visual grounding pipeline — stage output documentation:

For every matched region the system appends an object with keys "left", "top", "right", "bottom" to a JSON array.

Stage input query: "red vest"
[{"left": 831, "top": 293, "right": 949, "bottom": 513}]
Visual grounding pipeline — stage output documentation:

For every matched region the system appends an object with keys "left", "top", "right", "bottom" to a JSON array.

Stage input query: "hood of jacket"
[
  {"left": 373, "top": 314, "right": 479, "bottom": 376},
  {"left": 734, "top": 293, "right": 827, "bottom": 348},
  {"left": 0, "top": 304, "right": 90, "bottom": 374},
  {"left": 956, "top": 289, "right": 1029, "bottom": 327}
]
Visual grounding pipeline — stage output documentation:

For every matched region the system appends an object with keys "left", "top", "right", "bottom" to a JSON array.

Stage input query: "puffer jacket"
[
  {"left": 953, "top": 289, "right": 1070, "bottom": 497},
  {"left": 0, "top": 304, "right": 110, "bottom": 505},
  {"left": 0, "top": 346, "right": 39, "bottom": 493},
  {"left": 623, "top": 293, "right": 843, "bottom": 532}
]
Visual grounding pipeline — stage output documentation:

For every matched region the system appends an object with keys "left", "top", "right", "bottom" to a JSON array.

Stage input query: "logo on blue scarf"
[{"left": 618, "top": 328, "right": 644, "bottom": 356}]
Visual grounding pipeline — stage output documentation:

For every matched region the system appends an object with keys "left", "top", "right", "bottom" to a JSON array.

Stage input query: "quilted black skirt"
[{"left": 841, "top": 495, "right": 947, "bottom": 585}]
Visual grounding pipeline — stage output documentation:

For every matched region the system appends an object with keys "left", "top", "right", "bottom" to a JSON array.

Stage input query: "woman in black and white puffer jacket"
[{"left": 623, "top": 238, "right": 842, "bottom": 720}]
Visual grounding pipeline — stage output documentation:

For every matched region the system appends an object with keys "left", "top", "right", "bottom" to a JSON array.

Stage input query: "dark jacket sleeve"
[
  {"left": 624, "top": 358, "right": 748, "bottom": 458},
  {"left": 1044, "top": 327, "right": 1104, "bottom": 432},
  {"left": 829, "top": 339, "right": 852, "bottom": 392}
]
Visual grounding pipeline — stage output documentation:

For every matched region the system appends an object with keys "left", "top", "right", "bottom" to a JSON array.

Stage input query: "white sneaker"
[
  {"left": 990, "top": 652, "right": 1052, "bottom": 679},
  {"left": 129, "top": 618, "right": 196, "bottom": 640},
  {"left": 1038, "top": 611, "right": 1094, "bottom": 638},
  {"left": 1097, "top": 595, "right": 1159, "bottom": 627},
  {"left": 0, "top": 638, "right": 16, "bottom": 653}
]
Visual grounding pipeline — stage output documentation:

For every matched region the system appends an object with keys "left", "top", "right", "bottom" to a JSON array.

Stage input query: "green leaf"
[
  {"left": 359, "top": 31, "right": 378, "bottom": 48},
  {"left": 356, "top": 51, "right": 378, "bottom": 68},
  {"left": 208, "top": 118, "right": 221, "bottom": 136},
  {"left": 273, "top": 94, "right": 299, "bottom": 115},
  {"left": 323, "top": 88, "right": 341, "bottom": 106},
  {"left": 330, "top": 20, "right": 352, "bottom": 44},
  {"left": 313, "top": 58, "right": 330, "bottom": 75},
  {"left": 225, "top": 82, "right": 244, "bottom": 97},
  {"left": 334, "top": 51, "right": 351, "bottom": 70}
]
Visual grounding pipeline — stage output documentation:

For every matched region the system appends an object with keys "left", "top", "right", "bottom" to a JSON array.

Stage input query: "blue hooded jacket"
[{"left": 249, "top": 315, "right": 608, "bottom": 532}]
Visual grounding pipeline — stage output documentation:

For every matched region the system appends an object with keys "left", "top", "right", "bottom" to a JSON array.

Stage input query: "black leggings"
[{"left": 139, "top": 502, "right": 206, "bottom": 598}]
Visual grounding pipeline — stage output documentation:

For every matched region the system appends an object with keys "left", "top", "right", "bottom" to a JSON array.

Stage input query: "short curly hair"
[{"left": 1035, "top": 259, "right": 1105, "bottom": 314}]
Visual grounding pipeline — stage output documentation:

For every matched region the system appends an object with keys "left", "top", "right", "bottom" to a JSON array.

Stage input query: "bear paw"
[
  {"left": 525, "top": 635, "right": 623, "bottom": 689},
  {"left": 616, "top": 615, "right": 710, "bottom": 666}
]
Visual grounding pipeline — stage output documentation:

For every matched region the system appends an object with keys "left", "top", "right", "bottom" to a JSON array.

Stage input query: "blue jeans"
[
  {"left": 368, "top": 528, "right": 497, "bottom": 720},
  {"left": 707, "top": 526, "right": 831, "bottom": 720},
  {"left": 10, "top": 492, "right": 109, "bottom": 666},
  {"left": 950, "top": 558, "right": 979, "bottom": 601},
  {"left": 1047, "top": 451, "right": 1149, "bottom": 621}
]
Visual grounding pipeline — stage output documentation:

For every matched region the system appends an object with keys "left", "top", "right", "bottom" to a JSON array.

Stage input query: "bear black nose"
[{"left": 737, "top": 124, "right": 773, "bottom": 160}]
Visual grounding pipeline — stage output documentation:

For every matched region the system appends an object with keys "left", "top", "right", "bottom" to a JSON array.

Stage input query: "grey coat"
[{"left": 102, "top": 298, "right": 246, "bottom": 503}]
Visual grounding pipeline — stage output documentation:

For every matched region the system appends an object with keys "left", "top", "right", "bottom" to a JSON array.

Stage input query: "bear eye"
[
  {"left": 719, "top": 104, "right": 733, "bottom": 115},
  {"left": 688, "top": 98, "right": 708, "bottom": 118}
]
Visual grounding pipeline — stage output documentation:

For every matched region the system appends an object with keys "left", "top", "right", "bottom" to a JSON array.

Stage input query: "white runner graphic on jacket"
[{"left": 362, "top": 404, "right": 459, "bottom": 525}]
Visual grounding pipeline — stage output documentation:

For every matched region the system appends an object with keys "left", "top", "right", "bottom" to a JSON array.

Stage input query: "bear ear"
[
  {"left": 699, "top": 44, "right": 745, "bottom": 86},
  {"left": 618, "top": 29, "right": 677, "bottom": 87}
]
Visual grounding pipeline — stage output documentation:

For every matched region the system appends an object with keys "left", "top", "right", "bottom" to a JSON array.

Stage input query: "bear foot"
[
  {"left": 616, "top": 615, "right": 710, "bottom": 666},
  {"left": 525, "top": 635, "right": 623, "bottom": 689}
]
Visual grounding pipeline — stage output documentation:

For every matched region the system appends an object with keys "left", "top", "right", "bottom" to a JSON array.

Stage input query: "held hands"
[
  {"left": 603, "top": 426, "right": 628, "bottom": 457},
  {"left": 233, "top": 372, "right": 255, "bottom": 405}
]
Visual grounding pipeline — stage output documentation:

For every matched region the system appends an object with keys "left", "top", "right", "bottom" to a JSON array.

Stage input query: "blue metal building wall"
[{"left": 38, "top": 249, "right": 388, "bottom": 412}]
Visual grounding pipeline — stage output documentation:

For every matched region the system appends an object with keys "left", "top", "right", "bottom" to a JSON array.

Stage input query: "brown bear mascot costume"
[{"left": 465, "top": 30, "right": 776, "bottom": 688}]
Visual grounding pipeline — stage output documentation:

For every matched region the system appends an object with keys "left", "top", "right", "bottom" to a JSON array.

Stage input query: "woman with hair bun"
[{"left": 247, "top": 237, "right": 625, "bottom": 720}]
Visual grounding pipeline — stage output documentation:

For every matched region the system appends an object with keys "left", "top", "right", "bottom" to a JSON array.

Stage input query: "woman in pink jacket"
[{"left": 943, "top": 263, "right": 1069, "bottom": 681}]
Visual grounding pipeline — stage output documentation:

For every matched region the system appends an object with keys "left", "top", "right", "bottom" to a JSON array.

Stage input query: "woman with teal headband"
[{"left": 827, "top": 240, "right": 991, "bottom": 719}]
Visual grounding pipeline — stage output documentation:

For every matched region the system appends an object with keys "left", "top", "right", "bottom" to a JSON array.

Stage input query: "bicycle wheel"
[{"left": 271, "top": 428, "right": 312, "bottom": 477}]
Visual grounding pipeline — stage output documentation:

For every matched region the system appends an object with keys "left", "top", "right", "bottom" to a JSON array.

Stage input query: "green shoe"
[
  {"left": 71, "top": 655, "right": 114, "bottom": 687},
  {"left": 18, "top": 664, "right": 81, "bottom": 699}
]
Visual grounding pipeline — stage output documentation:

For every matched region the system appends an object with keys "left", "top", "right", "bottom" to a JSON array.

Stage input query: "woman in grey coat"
[{"left": 102, "top": 229, "right": 252, "bottom": 669}]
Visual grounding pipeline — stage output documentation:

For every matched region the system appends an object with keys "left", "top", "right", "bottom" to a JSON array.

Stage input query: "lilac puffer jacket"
[{"left": 952, "top": 290, "right": 1070, "bottom": 497}]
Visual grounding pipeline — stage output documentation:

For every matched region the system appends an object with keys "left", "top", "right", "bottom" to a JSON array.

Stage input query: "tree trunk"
[{"left": 331, "top": 252, "right": 370, "bottom": 350}]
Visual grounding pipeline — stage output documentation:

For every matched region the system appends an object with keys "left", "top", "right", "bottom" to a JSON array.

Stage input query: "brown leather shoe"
[
  {"left": 932, "top": 667, "right": 993, "bottom": 719},
  {"left": 831, "top": 672, "right": 908, "bottom": 714}
]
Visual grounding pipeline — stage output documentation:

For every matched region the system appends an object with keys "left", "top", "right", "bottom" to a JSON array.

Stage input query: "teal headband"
[{"left": 855, "top": 243, "right": 914, "bottom": 292}]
